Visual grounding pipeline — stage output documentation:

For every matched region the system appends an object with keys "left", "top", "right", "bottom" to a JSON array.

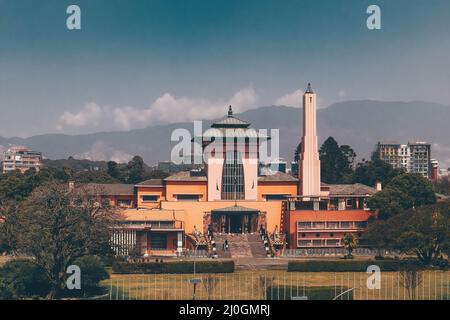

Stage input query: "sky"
[{"left": 0, "top": 0, "right": 449, "bottom": 137}]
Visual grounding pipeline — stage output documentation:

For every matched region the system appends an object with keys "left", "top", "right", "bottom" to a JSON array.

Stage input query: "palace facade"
[{"left": 93, "top": 84, "right": 378, "bottom": 257}]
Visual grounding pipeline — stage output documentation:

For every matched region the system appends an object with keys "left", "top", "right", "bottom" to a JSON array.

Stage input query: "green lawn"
[{"left": 101, "top": 270, "right": 450, "bottom": 300}]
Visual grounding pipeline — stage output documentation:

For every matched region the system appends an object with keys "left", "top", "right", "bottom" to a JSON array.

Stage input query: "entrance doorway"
[
  {"left": 211, "top": 211, "right": 258, "bottom": 234},
  {"left": 229, "top": 214, "right": 242, "bottom": 233}
]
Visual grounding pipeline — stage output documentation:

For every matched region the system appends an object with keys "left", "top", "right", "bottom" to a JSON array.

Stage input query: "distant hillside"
[{"left": 1, "top": 100, "right": 449, "bottom": 168}]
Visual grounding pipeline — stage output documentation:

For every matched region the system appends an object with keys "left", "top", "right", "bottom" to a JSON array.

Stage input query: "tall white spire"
[{"left": 299, "top": 83, "right": 321, "bottom": 197}]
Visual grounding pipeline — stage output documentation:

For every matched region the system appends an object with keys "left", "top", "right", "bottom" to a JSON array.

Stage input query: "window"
[
  {"left": 298, "top": 222, "right": 312, "bottom": 229},
  {"left": 298, "top": 240, "right": 311, "bottom": 247},
  {"left": 326, "top": 239, "right": 339, "bottom": 246},
  {"left": 150, "top": 233, "right": 167, "bottom": 250},
  {"left": 142, "top": 195, "right": 159, "bottom": 202},
  {"left": 117, "top": 199, "right": 132, "bottom": 207},
  {"left": 312, "top": 222, "right": 325, "bottom": 229},
  {"left": 221, "top": 151, "right": 245, "bottom": 200},
  {"left": 326, "top": 222, "right": 338, "bottom": 229},
  {"left": 340, "top": 222, "right": 352, "bottom": 229},
  {"left": 176, "top": 194, "right": 200, "bottom": 201},
  {"left": 346, "top": 199, "right": 353, "bottom": 207},
  {"left": 265, "top": 194, "right": 288, "bottom": 201}
]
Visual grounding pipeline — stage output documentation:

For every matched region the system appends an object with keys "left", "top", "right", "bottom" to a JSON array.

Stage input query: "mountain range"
[{"left": 1, "top": 100, "right": 449, "bottom": 168}]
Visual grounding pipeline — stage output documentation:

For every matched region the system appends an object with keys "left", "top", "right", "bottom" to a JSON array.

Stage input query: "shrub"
[
  {"left": 287, "top": 259, "right": 420, "bottom": 272},
  {"left": 266, "top": 286, "right": 352, "bottom": 300},
  {"left": 112, "top": 260, "right": 234, "bottom": 274},
  {"left": 0, "top": 260, "right": 50, "bottom": 299},
  {"left": 66, "top": 255, "right": 109, "bottom": 297}
]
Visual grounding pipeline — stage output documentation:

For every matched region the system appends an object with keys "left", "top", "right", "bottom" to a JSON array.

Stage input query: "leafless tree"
[
  {"left": 399, "top": 267, "right": 423, "bottom": 300},
  {"left": 202, "top": 274, "right": 219, "bottom": 300},
  {"left": 254, "top": 275, "right": 275, "bottom": 300}
]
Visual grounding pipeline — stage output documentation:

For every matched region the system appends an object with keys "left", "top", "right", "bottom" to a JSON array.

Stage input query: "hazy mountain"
[{"left": 1, "top": 100, "right": 449, "bottom": 168}]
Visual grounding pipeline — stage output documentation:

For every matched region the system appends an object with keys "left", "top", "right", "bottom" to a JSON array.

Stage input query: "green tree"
[
  {"left": 361, "top": 220, "right": 395, "bottom": 257},
  {"left": 319, "top": 137, "right": 355, "bottom": 184},
  {"left": 342, "top": 233, "right": 358, "bottom": 259},
  {"left": 0, "top": 260, "right": 50, "bottom": 299},
  {"left": 107, "top": 161, "right": 120, "bottom": 179},
  {"left": 352, "top": 159, "right": 404, "bottom": 187},
  {"left": 126, "top": 156, "right": 145, "bottom": 184},
  {"left": 365, "top": 202, "right": 450, "bottom": 265},
  {"left": 433, "top": 176, "right": 450, "bottom": 196},
  {"left": 73, "top": 170, "right": 118, "bottom": 184},
  {"left": 14, "top": 182, "right": 117, "bottom": 299},
  {"left": 367, "top": 173, "right": 436, "bottom": 220},
  {"left": 0, "top": 201, "right": 19, "bottom": 254},
  {"left": 71, "top": 255, "right": 109, "bottom": 297}
]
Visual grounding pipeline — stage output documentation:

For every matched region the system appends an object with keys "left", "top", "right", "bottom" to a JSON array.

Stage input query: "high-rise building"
[
  {"left": 374, "top": 141, "right": 432, "bottom": 178},
  {"left": 2, "top": 146, "right": 42, "bottom": 173}
]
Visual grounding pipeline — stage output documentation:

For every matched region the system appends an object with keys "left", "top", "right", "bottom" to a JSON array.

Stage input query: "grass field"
[{"left": 101, "top": 270, "right": 450, "bottom": 300}]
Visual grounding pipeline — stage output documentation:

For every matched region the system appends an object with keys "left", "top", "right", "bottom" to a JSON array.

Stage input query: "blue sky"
[{"left": 0, "top": 0, "right": 449, "bottom": 136}]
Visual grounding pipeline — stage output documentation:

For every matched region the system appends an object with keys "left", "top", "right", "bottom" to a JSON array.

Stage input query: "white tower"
[{"left": 299, "top": 83, "right": 321, "bottom": 197}]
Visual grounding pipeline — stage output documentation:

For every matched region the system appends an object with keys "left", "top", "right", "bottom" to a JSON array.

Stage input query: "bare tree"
[
  {"left": 15, "top": 182, "right": 118, "bottom": 299},
  {"left": 254, "top": 275, "right": 275, "bottom": 300},
  {"left": 399, "top": 267, "right": 423, "bottom": 300},
  {"left": 202, "top": 274, "right": 219, "bottom": 300}
]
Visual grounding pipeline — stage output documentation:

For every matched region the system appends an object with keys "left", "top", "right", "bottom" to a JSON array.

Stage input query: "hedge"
[
  {"left": 112, "top": 260, "right": 235, "bottom": 274},
  {"left": 287, "top": 260, "right": 420, "bottom": 272},
  {"left": 266, "top": 286, "right": 352, "bottom": 300}
]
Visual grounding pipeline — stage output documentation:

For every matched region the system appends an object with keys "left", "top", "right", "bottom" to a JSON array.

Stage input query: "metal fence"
[{"left": 106, "top": 270, "right": 450, "bottom": 300}]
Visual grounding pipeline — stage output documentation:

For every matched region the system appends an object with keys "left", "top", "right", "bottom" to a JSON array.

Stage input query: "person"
[
  {"left": 222, "top": 242, "right": 225, "bottom": 251},
  {"left": 225, "top": 239, "right": 229, "bottom": 251}
]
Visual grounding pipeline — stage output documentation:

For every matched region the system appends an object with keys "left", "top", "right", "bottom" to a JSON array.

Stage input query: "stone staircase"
[
  {"left": 214, "top": 234, "right": 232, "bottom": 258},
  {"left": 213, "top": 233, "right": 266, "bottom": 259},
  {"left": 247, "top": 234, "right": 268, "bottom": 258}
]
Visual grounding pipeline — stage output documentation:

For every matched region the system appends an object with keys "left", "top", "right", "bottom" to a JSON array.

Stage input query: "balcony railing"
[{"left": 114, "top": 220, "right": 184, "bottom": 230}]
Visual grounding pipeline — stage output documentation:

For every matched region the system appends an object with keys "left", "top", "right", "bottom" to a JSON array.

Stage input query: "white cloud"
[
  {"left": 56, "top": 87, "right": 257, "bottom": 131},
  {"left": 275, "top": 89, "right": 303, "bottom": 107},
  {"left": 57, "top": 103, "right": 104, "bottom": 129}
]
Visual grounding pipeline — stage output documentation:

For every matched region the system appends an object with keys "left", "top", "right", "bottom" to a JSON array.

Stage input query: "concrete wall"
[
  {"left": 136, "top": 186, "right": 165, "bottom": 208},
  {"left": 165, "top": 181, "right": 208, "bottom": 201},
  {"left": 257, "top": 182, "right": 297, "bottom": 201}
]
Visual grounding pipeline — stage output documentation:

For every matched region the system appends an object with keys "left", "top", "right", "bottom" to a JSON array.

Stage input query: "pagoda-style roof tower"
[
  {"left": 211, "top": 106, "right": 251, "bottom": 128},
  {"left": 196, "top": 106, "right": 269, "bottom": 142}
]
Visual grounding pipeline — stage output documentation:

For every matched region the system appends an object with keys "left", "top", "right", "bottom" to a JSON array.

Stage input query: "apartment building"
[
  {"left": 374, "top": 141, "right": 432, "bottom": 178},
  {"left": 2, "top": 146, "right": 42, "bottom": 173}
]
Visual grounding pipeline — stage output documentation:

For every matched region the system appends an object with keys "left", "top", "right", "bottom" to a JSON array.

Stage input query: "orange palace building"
[{"left": 94, "top": 84, "right": 378, "bottom": 257}]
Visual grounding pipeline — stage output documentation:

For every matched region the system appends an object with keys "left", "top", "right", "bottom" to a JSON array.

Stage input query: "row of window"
[
  {"left": 297, "top": 239, "right": 341, "bottom": 247},
  {"left": 297, "top": 221, "right": 367, "bottom": 230},
  {"left": 298, "top": 232, "right": 362, "bottom": 238},
  {"left": 140, "top": 194, "right": 292, "bottom": 202},
  {"left": 140, "top": 194, "right": 200, "bottom": 202}
]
